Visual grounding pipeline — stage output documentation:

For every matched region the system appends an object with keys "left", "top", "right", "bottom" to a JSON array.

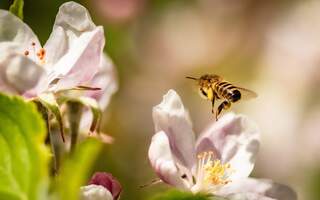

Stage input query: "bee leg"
[
  {"left": 211, "top": 96, "right": 216, "bottom": 114},
  {"left": 215, "top": 100, "right": 231, "bottom": 120}
]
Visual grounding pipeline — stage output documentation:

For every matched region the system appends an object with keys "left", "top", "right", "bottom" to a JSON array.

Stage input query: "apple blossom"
[
  {"left": 148, "top": 89, "right": 297, "bottom": 200},
  {"left": 0, "top": 1, "right": 117, "bottom": 111},
  {"left": 0, "top": 1, "right": 118, "bottom": 143}
]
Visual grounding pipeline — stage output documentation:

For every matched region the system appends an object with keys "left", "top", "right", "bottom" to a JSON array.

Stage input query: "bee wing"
[{"left": 236, "top": 87, "right": 258, "bottom": 100}]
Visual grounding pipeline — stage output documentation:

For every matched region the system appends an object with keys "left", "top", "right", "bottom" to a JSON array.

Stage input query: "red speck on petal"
[{"left": 89, "top": 172, "right": 122, "bottom": 200}]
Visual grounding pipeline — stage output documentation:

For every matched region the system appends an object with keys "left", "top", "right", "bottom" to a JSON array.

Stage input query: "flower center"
[
  {"left": 191, "top": 151, "right": 232, "bottom": 193},
  {"left": 24, "top": 42, "right": 46, "bottom": 65}
]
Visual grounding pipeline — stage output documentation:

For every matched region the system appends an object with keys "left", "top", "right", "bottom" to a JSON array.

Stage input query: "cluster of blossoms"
[
  {"left": 0, "top": 1, "right": 297, "bottom": 200},
  {"left": 0, "top": 1, "right": 117, "bottom": 141},
  {"left": 0, "top": 1, "right": 120, "bottom": 199}
]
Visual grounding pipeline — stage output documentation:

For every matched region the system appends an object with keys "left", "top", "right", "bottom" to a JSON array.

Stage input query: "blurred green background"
[{"left": 1, "top": 0, "right": 320, "bottom": 199}]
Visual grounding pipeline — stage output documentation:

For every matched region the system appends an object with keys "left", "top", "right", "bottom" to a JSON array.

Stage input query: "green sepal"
[
  {"left": 58, "top": 95, "right": 102, "bottom": 134},
  {"left": 77, "top": 97, "right": 102, "bottom": 133},
  {"left": 9, "top": 0, "right": 24, "bottom": 20},
  {"left": 37, "top": 93, "right": 65, "bottom": 142}
]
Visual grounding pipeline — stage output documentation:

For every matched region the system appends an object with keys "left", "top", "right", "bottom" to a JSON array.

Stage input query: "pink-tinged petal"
[
  {"left": 49, "top": 27, "right": 105, "bottom": 91},
  {"left": 80, "top": 184, "right": 113, "bottom": 200},
  {"left": 43, "top": 2, "right": 105, "bottom": 91},
  {"left": 153, "top": 89, "right": 196, "bottom": 171},
  {"left": 43, "top": 26, "right": 68, "bottom": 66},
  {"left": 217, "top": 178, "right": 297, "bottom": 200},
  {"left": 53, "top": 2, "right": 96, "bottom": 32},
  {"left": 0, "top": 44, "right": 45, "bottom": 94},
  {"left": 0, "top": 10, "right": 40, "bottom": 51},
  {"left": 85, "top": 54, "right": 118, "bottom": 109},
  {"left": 89, "top": 172, "right": 122, "bottom": 200},
  {"left": 196, "top": 113, "right": 260, "bottom": 180},
  {"left": 148, "top": 131, "right": 189, "bottom": 189},
  {"left": 44, "top": 1, "right": 96, "bottom": 66}
]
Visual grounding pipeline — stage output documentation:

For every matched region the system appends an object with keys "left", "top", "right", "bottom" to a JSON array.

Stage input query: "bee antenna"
[{"left": 186, "top": 76, "right": 198, "bottom": 80}]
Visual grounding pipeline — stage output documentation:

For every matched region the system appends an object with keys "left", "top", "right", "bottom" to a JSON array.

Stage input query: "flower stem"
[
  {"left": 34, "top": 101, "right": 60, "bottom": 175},
  {"left": 67, "top": 101, "right": 83, "bottom": 153}
]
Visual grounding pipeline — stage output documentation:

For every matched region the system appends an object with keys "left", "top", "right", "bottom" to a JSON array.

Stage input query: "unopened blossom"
[
  {"left": 0, "top": 1, "right": 117, "bottom": 101},
  {"left": 148, "top": 89, "right": 297, "bottom": 200},
  {"left": 81, "top": 172, "right": 122, "bottom": 200}
]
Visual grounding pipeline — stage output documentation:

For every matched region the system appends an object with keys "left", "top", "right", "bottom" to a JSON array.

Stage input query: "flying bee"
[{"left": 186, "top": 74, "right": 257, "bottom": 120}]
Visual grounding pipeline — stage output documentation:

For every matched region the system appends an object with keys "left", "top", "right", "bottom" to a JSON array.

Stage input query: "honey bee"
[{"left": 186, "top": 74, "right": 257, "bottom": 120}]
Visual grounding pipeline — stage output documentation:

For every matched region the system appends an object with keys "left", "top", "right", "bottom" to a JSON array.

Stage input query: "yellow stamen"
[
  {"left": 204, "top": 159, "right": 231, "bottom": 185},
  {"left": 195, "top": 151, "right": 233, "bottom": 192}
]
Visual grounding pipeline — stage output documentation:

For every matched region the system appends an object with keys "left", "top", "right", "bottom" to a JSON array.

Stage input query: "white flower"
[
  {"left": 148, "top": 89, "right": 297, "bottom": 200},
  {"left": 0, "top": 1, "right": 117, "bottom": 100}
]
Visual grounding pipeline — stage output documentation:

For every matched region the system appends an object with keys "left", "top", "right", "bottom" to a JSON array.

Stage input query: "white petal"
[
  {"left": 217, "top": 178, "right": 297, "bottom": 200},
  {"left": 44, "top": 1, "right": 96, "bottom": 65},
  {"left": 153, "top": 89, "right": 196, "bottom": 170},
  {"left": 43, "top": 2, "right": 105, "bottom": 91},
  {"left": 0, "top": 43, "right": 45, "bottom": 94},
  {"left": 148, "top": 131, "right": 189, "bottom": 189},
  {"left": 0, "top": 10, "right": 40, "bottom": 50},
  {"left": 43, "top": 26, "right": 68, "bottom": 66},
  {"left": 80, "top": 185, "right": 113, "bottom": 200},
  {"left": 49, "top": 27, "right": 105, "bottom": 91},
  {"left": 196, "top": 113, "right": 260, "bottom": 180},
  {"left": 53, "top": 2, "right": 96, "bottom": 32},
  {"left": 85, "top": 54, "right": 118, "bottom": 109}
]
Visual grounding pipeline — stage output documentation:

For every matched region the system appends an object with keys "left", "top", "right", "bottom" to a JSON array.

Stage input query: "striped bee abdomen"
[
  {"left": 215, "top": 81, "right": 231, "bottom": 96},
  {"left": 229, "top": 90, "right": 241, "bottom": 102},
  {"left": 215, "top": 81, "right": 241, "bottom": 102}
]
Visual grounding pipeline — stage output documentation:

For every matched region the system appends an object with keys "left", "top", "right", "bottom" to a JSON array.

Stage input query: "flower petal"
[
  {"left": 44, "top": 1, "right": 96, "bottom": 65},
  {"left": 80, "top": 184, "right": 113, "bottom": 200},
  {"left": 44, "top": 2, "right": 105, "bottom": 91},
  {"left": 196, "top": 113, "right": 260, "bottom": 180},
  {"left": 217, "top": 178, "right": 297, "bottom": 200},
  {"left": 0, "top": 10, "right": 40, "bottom": 50},
  {"left": 148, "top": 131, "right": 189, "bottom": 189},
  {"left": 85, "top": 54, "right": 118, "bottom": 109},
  {"left": 49, "top": 27, "right": 105, "bottom": 91},
  {"left": 0, "top": 43, "right": 45, "bottom": 94},
  {"left": 153, "top": 89, "right": 196, "bottom": 171}
]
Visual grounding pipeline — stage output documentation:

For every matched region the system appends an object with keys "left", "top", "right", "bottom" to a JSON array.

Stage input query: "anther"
[
  {"left": 24, "top": 50, "right": 29, "bottom": 56},
  {"left": 31, "top": 42, "right": 36, "bottom": 46}
]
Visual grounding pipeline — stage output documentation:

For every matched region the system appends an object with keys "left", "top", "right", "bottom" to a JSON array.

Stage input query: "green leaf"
[
  {"left": 54, "top": 139, "right": 102, "bottom": 200},
  {"left": 149, "top": 190, "right": 219, "bottom": 200},
  {"left": 9, "top": 0, "right": 24, "bottom": 20},
  {"left": 0, "top": 93, "right": 49, "bottom": 200}
]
